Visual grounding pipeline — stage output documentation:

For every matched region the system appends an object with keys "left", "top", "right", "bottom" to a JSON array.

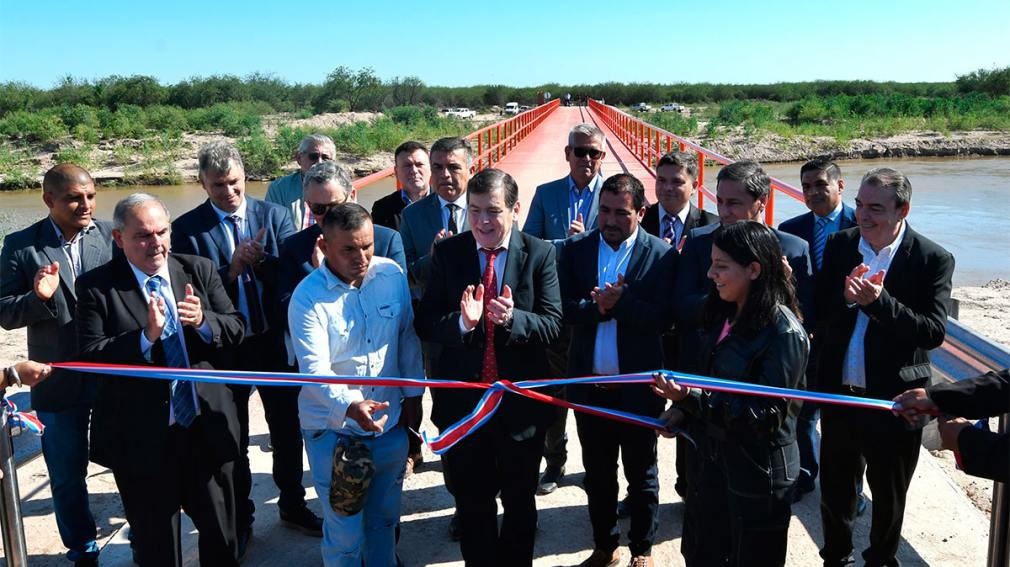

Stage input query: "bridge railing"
[
  {"left": 589, "top": 98, "right": 1009, "bottom": 567},
  {"left": 352, "top": 100, "right": 561, "bottom": 190},
  {"left": 588, "top": 99, "right": 802, "bottom": 226}
]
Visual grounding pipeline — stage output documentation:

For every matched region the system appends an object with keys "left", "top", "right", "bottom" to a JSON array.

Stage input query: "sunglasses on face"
[
  {"left": 304, "top": 152, "right": 333, "bottom": 161},
  {"left": 308, "top": 201, "right": 341, "bottom": 216},
  {"left": 572, "top": 146, "right": 603, "bottom": 159}
]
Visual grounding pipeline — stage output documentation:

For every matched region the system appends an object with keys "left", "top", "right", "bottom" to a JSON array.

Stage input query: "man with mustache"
[{"left": 0, "top": 164, "right": 116, "bottom": 566}]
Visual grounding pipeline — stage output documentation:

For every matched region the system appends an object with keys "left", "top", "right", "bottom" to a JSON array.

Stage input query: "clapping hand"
[
  {"left": 177, "top": 283, "right": 204, "bottom": 327},
  {"left": 460, "top": 284, "right": 485, "bottom": 332},
  {"left": 844, "top": 264, "right": 885, "bottom": 306},
  {"left": 145, "top": 293, "right": 167, "bottom": 342},
  {"left": 486, "top": 284, "right": 514, "bottom": 326},
  {"left": 568, "top": 213, "right": 585, "bottom": 236},
  {"left": 34, "top": 261, "right": 60, "bottom": 301},
  {"left": 591, "top": 273, "right": 626, "bottom": 314}
]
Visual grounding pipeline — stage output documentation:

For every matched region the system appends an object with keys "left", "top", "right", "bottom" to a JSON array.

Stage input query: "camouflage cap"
[{"left": 330, "top": 438, "right": 375, "bottom": 516}]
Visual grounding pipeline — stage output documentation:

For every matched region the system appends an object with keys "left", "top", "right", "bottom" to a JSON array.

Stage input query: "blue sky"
[{"left": 2, "top": 0, "right": 1007, "bottom": 88}]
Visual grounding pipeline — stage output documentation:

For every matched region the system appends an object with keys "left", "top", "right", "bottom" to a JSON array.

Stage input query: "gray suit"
[
  {"left": 399, "top": 192, "right": 468, "bottom": 291},
  {"left": 0, "top": 217, "right": 115, "bottom": 410},
  {"left": 523, "top": 175, "right": 602, "bottom": 254}
]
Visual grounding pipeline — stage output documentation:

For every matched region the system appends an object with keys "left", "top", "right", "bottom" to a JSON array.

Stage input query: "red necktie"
[{"left": 480, "top": 247, "right": 502, "bottom": 383}]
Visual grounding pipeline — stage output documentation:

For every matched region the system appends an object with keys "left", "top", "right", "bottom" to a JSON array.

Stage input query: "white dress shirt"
[
  {"left": 656, "top": 202, "right": 690, "bottom": 244},
  {"left": 592, "top": 229, "right": 638, "bottom": 375},
  {"left": 127, "top": 261, "right": 209, "bottom": 424},
  {"left": 842, "top": 221, "right": 907, "bottom": 389},
  {"left": 289, "top": 256, "right": 424, "bottom": 436},
  {"left": 437, "top": 194, "right": 468, "bottom": 233}
]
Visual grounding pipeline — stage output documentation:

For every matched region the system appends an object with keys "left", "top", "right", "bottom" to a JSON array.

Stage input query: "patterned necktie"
[
  {"left": 479, "top": 247, "right": 503, "bottom": 383},
  {"left": 812, "top": 216, "right": 829, "bottom": 270},
  {"left": 225, "top": 215, "right": 266, "bottom": 334},
  {"left": 446, "top": 204, "right": 460, "bottom": 235},
  {"left": 661, "top": 214, "right": 674, "bottom": 241},
  {"left": 146, "top": 276, "right": 197, "bottom": 427}
]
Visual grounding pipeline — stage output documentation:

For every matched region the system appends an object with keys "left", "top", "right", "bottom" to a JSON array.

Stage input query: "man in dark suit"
[
  {"left": 816, "top": 167, "right": 954, "bottom": 567},
  {"left": 416, "top": 168, "right": 563, "bottom": 567},
  {"left": 561, "top": 174, "right": 674, "bottom": 567},
  {"left": 0, "top": 164, "right": 116, "bottom": 565},
  {"left": 523, "top": 123, "right": 607, "bottom": 495},
  {"left": 640, "top": 151, "right": 718, "bottom": 250},
  {"left": 171, "top": 142, "right": 320, "bottom": 545},
  {"left": 778, "top": 158, "right": 857, "bottom": 503},
  {"left": 400, "top": 137, "right": 472, "bottom": 293},
  {"left": 371, "top": 140, "right": 431, "bottom": 231},
  {"left": 76, "top": 193, "right": 246, "bottom": 566}
]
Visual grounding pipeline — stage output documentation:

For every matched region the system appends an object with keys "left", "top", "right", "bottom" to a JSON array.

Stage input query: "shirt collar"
[
  {"left": 474, "top": 228, "right": 513, "bottom": 253},
  {"left": 436, "top": 193, "right": 467, "bottom": 210},
  {"left": 599, "top": 227, "right": 638, "bottom": 253},
  {"left": 48, "top": 216, "right": 96, "bottom": 245},
  {"left": 402, "top": 187, "right": 430, "bottom": 206},
  {"left": 657, "top": 202, "right": 689, "bottom": 226},
  {"left": 818, "top": 202, "right": 844, "bottom": 223},
  {"left": 568, "top": 174, "right": 602, "bottom": 193},
  {"left": 210, "top": 198, "right": 247, "bottom": 222},
  {"left": 127, "top": 260, "right": 172, "bottom": 293},
  {"left": 322, "top": 256, "right": 381, "bottom": 291},
  {"left": 858, "top": 220, "right": 906, "bottom": 259}
]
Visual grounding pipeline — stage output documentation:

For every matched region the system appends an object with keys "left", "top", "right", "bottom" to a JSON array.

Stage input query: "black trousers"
[
  {"left": 575, "top": 408, "right": 659, "bottom": 556},
  {"left": 541, "top": 328, "right": 572, "bottom": 470},
  {"left": 443, "top": 415, "right": 546, "bottom": 567},
  {"left": 819, "top": 405, "right": 922, "bottom": 567},
  {"left": 229, "top": 333, "right": 306, "bottom": 530},
  {"left": 683, "top": 434, "right": 798, "bottom": 567},
  {"left": 112, "top": 424, "right": 238, "bottom": 567}
]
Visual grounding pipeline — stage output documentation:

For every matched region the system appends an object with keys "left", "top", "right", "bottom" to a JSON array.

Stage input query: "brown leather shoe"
[
  {"left": 628, "top": 555, "right": 654, "bottom": 567},
  {"left": 579, "top": 548, "right": 620, "bottom": 567}
]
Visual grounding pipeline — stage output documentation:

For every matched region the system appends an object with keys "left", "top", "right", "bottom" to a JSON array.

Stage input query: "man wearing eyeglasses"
[
  {"left": 266, "top": 134, "right": 337, "bottom": 230},
  {"left": 523, "top": 123, "right": 607, "bottom": 496},
  {"left": 172, "top": 142, "right": 320, "bottom": 554}
]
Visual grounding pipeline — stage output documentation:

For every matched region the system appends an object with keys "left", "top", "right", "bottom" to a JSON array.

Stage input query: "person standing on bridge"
[
  {"left": 777, "top": 158, "right": 857, "bottom": 506},
  {"left": 523, "top": 122, "right": 607, "bottom": 496},
  {"left": 371, "top": 140, "right": 431, "bottom": 232},
  {"left": 416, "top": 168, "right": 562, "bottom": 566},
  {"left": 0, "top": 164, "right": 116, "bottom": 567},
  {"left": 815, "top": 168, "right": 954, "bottom": 567},
  {"left": 561, "top": 174, "right": 675, "bottom": 567},
  {"left": 265, "top": 133, "right": 337, "bottom": 230}
]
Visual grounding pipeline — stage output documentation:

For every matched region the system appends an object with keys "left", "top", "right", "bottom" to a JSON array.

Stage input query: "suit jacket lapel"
[
  {"left": 425, "top": 195, "right": 444, "bottom": 237},
  {"left": 112, "top": 257, "right": 151, "bottom": 330},
  {"left": 800, "top": 212, "right": 816, "bottom": 243},
  {"left": 585, "top": 177, "right": 602, "bottom": 230},
  {"left": 198, "top": 200, "right": 232, "bottom": 259},
  {"left": 37, "top": 220, "right": 78, "bottom": 298},
  {"left": 883, "top": 224, "right": 914, "bottom": 288},
  {"left": 502, "top": 230, "right": 526, "bottom": 294},
  {"left": 167, "top": 256, "right": 191, "bottom": 305},
  {"left": 623, "top": 229, "right": 651, "bottom": 283},
  {"left": 245, "top": 198, "right": 263, "bottom": 244}
]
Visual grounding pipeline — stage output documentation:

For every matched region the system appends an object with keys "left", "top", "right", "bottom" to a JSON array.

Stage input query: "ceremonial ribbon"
[
  {"left": 53, "top": 363, "right": 900, "bottom": 454},
  {"left": 2, "top": 397, "right": 44, "bottom": 435}
]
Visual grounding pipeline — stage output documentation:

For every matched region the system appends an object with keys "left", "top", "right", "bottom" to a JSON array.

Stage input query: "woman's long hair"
[{"left": 702, "top": 221, "right": 801, "bottom": 336}]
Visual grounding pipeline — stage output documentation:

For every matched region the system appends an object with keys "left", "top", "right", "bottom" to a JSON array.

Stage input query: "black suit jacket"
[
  {"left": 371, "top": 190, "right": 408, "bottom": 232},
  {"left": 415, "top": 229, "right": 562, "bottom": 435},
  {"left": 0, "top": 219, "right": 117, "bottom": 410},
  {"left": 640, "top": 203, "right": 718, "bottom": 244},
  {"left": 76, "top": 254, "right": 246, "bottom": 474},
  {"left": 928, "top": 369, "right": 1008, "bottom": 483},
  {"left": 275, "top": 223, "right": 407, "bottom": 331},
  {"left": 170, "top": 197, "right": 295, "bottom": 327},
  {"left": 816, "top": 225, "right": 954, "bottom": 400},
  {"left": 560, "top": 229, "right": 675, "bottom": 417}
]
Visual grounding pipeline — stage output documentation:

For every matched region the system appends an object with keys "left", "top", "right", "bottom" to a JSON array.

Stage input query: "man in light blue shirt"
[
  {"left": 289, "top": 202, "right": 423, "bottom": 567},
  {"left": 265, "top": 134, "right": 337, "bottom": 230}
]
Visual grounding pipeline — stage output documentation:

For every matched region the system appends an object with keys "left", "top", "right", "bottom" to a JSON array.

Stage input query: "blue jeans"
[
  {"left": 36, "top": 406, "right": 99, "bottom": 562},
  {"left": 303, "top": 426, "right": 408, "bottom": 567}
]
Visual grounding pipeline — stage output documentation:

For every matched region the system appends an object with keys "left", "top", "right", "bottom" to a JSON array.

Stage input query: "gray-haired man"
[{"left": 266, "top": 134, "right": 338, "bottom": 230}]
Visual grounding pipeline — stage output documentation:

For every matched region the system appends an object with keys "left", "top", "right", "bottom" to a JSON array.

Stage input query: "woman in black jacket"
[{"left": 653, "top": 221, "right": 809, "bottom": 567}]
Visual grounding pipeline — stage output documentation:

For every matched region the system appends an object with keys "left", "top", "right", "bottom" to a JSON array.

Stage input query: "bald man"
[{"left": 0, "top": 164, "right": 117, "bottom": 565}]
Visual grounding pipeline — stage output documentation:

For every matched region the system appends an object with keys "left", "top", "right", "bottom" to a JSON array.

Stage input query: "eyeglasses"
[
  {"left": 572, "top": 146, "right": 603, "bottom": 159},
  {"left": 304, "top": 152, "right": 333, "bottom": 161},
  {"left": 308, "top": 201, "right": 342, "bottom": 216}
]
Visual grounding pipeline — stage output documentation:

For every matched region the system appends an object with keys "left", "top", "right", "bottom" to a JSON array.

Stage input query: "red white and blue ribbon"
[
  {"left": 53, "top": 362, "right": 900, "bottom": 454},
  {"left": 2, "top": 397, "right": 44, "bottom": 435}
]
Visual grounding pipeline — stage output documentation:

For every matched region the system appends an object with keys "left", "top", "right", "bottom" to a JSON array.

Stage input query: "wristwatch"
[{"left": 3, "top": 365, "right": 22, "bottom": 389}]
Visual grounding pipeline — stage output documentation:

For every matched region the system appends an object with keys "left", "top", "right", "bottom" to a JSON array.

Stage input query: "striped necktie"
[
  {"left": 146, "top": 276, "right": 197, "bottom": 427},
  {"left": 812, "top": 216, "right": 829, "bottom": 270}
]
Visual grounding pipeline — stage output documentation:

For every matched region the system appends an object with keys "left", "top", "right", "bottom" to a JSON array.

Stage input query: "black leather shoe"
[
  {"left": 448, "top": 511, "right": 462, "bottom": 541},
  {"left": 280, "top": 505, "right": 323, "bottom": 537},
  {"left": 537, "top": 465, "right": 566, "bottom": 495},
  {"left": 616, "top": 494, "right": 631, "bottom": 519},
  {"left": 74, "top": 560, "right": 99, "bottom": 567}
]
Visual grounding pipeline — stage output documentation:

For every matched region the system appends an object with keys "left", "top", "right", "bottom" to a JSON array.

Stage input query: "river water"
[{"left": 0, "top": 156, "right": 1006, "bottom": 286}]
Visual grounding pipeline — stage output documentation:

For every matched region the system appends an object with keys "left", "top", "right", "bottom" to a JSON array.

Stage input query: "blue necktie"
[
  {"left": 812, "top": 216, "right": 829, "bottom": 270},
  {"left": 661, "top": 214, "right": 674, "bottom": 240},
  {"left": 225, "top": 215, "right": 266, "bottom": 334},
  {"left": 146, "top": 276, "right": 197, "bottom": 428}
]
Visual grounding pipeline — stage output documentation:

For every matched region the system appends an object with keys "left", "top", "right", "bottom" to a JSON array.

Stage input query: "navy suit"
[
  {"left": 400, "top": 192, "right": 468, "bottom": 291},
  {"left": 560, "top": 228, "right": 675, "bottom": 557},
  {"left": 778, "top": 203, "right": 856, "bottom": 491},
  {"left": 523, "top": 175, "right": 601, "bottom": 255},
  {"left": 640, "top": 202, "right": 719, "bottom": 245},
  {"left": 171, "top": 196, "right": 306, "bottom": 529}
]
